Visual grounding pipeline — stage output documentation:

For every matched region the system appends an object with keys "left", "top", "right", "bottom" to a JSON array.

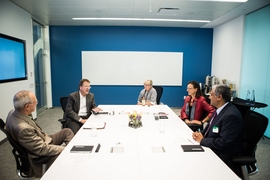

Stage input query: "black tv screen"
[{"left": 0, "top": 33, "right": 27, "bottom": 83}]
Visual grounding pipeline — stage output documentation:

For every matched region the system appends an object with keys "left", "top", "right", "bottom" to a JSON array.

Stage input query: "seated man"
[
  {"left": 6, "top": 90, "right": 74, "bottom": 178},
  {"left": 192, "top": 85, "right": 243, "bottom": 177},
  {"left": 137, "top": 79, "right": 157, "bottom": 106},
  {"left": 65, "top": 78, "right": 102, "bottom": 134}
]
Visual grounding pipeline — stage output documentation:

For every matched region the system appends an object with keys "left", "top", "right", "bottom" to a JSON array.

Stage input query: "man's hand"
[
  {"left": 80, "top": 119, "right": 87, "bottom": 124},
  {"left": 192, "top": 131, "right": 204, "bottom": 143},
  {"left": 92, "top": 107, "right": 102, "bottom": 112}
]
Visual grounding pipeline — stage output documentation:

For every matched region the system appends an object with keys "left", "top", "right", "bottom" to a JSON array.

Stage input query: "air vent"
[{"left": 157, "top": 8, "right": 179, "bottom": 15}]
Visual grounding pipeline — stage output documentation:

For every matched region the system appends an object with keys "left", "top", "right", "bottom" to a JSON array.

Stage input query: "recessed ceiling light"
[
  {"left": 190, "top": 0, "right": 248, "bottom": 2},
  {"left": 72, "top": 17, "right": 210, "bottom": 23}
]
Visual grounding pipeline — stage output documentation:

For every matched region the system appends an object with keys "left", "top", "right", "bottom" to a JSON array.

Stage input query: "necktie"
[{"left": 204, "top": 111, "right": 217, "bottom": 136}]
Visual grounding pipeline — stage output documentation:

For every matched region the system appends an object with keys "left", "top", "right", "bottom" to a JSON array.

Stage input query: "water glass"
[
  {"left": 159, "top": 122, "right": 165, "bottom": 133},
  {"left": 91, "top": 127, "right": 97, "bottom": 137}
]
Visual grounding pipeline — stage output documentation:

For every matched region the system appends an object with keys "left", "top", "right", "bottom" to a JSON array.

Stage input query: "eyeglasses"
[
  {"left": 144, "top": 84, "right": 151, "bottom": 86},
  {"left": 29, "top": 100, "right": 39, "bottom": 105},
  {"left": 24, "top": 100, "right": 38, "bottom": 107},
  {"left": 187, "top": 87, "right": 194, "bottom": 90}
]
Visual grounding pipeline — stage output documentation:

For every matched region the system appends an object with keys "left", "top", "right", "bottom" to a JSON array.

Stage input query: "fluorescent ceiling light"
[
  {"left": 72, "top": 17, "right": 210, "bottom": 23},
  {"left": 191, "top": 0, "right": 248, "bottom": 2}
]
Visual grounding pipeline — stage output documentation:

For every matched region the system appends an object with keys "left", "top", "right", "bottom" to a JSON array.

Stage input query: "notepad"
[
  {"left": 98, "top": 111, "right": 109, "bottom": 114},
  {"left": 181, "top": 145, "right": 204, "bottom": 152},
  {"left": 159, "top": 115, "right": 168, "bottom": 119},
  {"left": 92, "top": 111, "right": 109, "bottom": 115},
  {"left": 111, "top": 147, "right": 124, "bottom": 153},
  {"left": 70, "top": 145, "right": 94, "bottom": 153},
  {"left": 83, "top": 122, "right": 106, "bottom": 129}
]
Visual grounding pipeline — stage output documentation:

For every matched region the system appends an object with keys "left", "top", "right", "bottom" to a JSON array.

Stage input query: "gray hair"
[
  {"left": 145, "top": 80, "right": 153, "bottom": 86},
  {"left": 212, "top": 84, "right": 231, "bottom": 102},
  {"left": 13, "top": 90, "right": 32, "bottom": 110}
]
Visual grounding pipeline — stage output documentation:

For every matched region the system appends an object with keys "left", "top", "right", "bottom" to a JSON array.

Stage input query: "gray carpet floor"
[{"left": 0, "top": 107, "right": 270, "bottom": 180}]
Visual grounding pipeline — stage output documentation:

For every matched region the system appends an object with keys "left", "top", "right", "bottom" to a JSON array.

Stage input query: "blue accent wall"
[{"left": 50, "top": 26, "right": 213, "bottom": 107}]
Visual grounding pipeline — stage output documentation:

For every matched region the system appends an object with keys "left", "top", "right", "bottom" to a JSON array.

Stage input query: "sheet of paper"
[
  {"left": 84, "top": 122, "right": 106, "bottom": 129},
  {"left": 62, "top": 154, "right": 94, "bottom": 165},
  {"left": 111, "top": 147, "right": 124, "bottom": 153},
  {"left": 170, "top": 137, "right": 197, "bottom": 145},
  {"left": 152, "top": 146, "right": 166, "bottom": 153}
]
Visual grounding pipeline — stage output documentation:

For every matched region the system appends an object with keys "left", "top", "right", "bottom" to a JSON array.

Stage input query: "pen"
[
  {"left": 95, "top": 143, "right": 101, "bottom": 153},
  {"left": 187, "top": 139, "right": 194, "bottom": 144}
]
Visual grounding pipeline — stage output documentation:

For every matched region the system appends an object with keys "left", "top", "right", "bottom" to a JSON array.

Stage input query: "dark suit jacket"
[
  {"left": 64, "top": 91, "right": 96, "bottom": 123},
  {"left": 200, "top": 102, "right": 243, "bottom": 175}
]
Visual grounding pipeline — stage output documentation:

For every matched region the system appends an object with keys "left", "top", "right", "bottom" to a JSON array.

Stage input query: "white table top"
[{"left": 41, "top": 105, "right": 240, "bottom": 180}]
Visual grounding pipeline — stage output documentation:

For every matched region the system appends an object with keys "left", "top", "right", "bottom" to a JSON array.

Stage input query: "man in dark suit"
[
  {"left": 192, "top": 84, "right": 243, "bottom": 177},
  {"left": 65, "top": 79, "right": 102, "bottom": 134},
  {"left": 6, "top": 90, "right": 74, "bottom": 177}
]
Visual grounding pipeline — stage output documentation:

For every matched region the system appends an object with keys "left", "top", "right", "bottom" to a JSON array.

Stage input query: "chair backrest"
[
  {"left": 153, "top": 86, "right": 163, "bottom": 105},
  {"left": 242, "top": 110, "right": 268, "bottom": 156},
  {"left": 60, "top": 96, "right": 68, "bottom": 112},
  {"left": 0, "top": 118, "right": 32, "bottom": 178}
]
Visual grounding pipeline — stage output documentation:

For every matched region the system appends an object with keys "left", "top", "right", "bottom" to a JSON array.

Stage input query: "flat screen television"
[{"left": 0, "top": 33, "right": 27, "bottom": 83}]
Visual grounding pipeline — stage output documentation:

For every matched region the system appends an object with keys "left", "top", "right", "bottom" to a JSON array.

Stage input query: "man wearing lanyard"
[
  {"left": 137, "top": 79, "right": 157, "bottom": 106},
  {"left": 192, "top": 84, "right": 243, "bottom": 177}
]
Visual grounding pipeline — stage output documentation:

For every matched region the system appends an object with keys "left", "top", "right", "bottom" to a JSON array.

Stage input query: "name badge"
[{"left": 212, "top": 126, "right": 219, "bottom": 133}]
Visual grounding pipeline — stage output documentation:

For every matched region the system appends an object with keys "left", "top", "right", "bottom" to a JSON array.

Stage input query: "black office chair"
[
  {"left": 58, "top": 96, "right": 68, "bottom": 129},
  {"left": 232, "top": 110, "right": 268, "bottom": 180},
  {"left": 187, "top": 123, "right": 203, "bottom": 132},
  {"left": 153, "top": 86, "right": 163, "bottom": 105},
  {"left": 0, "top": 118, "right": 52, "bottom": 178}
]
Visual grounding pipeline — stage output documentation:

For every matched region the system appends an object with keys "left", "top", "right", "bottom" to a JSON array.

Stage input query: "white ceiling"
[{"left": 10, "top": 0, "right": 270, "bottom": 28}]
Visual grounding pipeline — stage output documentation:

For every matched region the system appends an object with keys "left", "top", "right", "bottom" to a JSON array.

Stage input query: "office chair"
[
  {"left": 58, "top": 96, "right": 68, "bottom": 129},
  {"left": 232, "top": 110, "right": 268, "bottom": 180},
  {"left": 0, "top": 118, "right": 52, "bottom": 178},
  {"left": 153, "top": 86, "right": 163, "bottom": 105}
]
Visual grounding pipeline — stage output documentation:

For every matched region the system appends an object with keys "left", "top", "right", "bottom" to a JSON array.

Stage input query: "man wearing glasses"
[
  {"left": 65, "top": 78, "right": 102, "bottom": 134},
  {"left": 6, "top": 90, "right": 74, "bottom": 178},
  {"left": 137, "top": 79, "right": 157, "bottom": 106},
  {"left": 192, "top": 84, "right": 243, "bottom": 177}
]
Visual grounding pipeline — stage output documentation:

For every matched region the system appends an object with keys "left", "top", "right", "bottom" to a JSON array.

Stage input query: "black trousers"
[{"left": 66, "top": 116, "right": 89, "bottom": 134}]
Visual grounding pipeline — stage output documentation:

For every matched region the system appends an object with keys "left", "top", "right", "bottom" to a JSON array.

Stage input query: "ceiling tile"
[{"left": 9, "top": 0, "right": 270, "bottom": 28}]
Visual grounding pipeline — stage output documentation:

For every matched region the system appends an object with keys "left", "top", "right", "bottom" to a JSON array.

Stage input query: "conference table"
[{"left": 41, "top": 105, "right": 240, "bottom": 180}]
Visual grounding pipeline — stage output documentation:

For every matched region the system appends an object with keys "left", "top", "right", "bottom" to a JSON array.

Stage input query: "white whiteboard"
[{"left": 82, "top": 51, "right": 183, "bottom": 86}]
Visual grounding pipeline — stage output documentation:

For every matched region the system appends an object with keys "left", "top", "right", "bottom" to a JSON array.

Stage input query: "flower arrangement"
[{"left": 128, "top": 111, "right": 142, "bottom": 129}]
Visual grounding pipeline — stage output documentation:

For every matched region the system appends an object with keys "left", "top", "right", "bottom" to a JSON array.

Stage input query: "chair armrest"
[
  {"left": 232, "top": 156, "right": 257, "bottom": 166},
  {"left": 32, "top": 156, "right": 54, "bottom": 164},
  {"left": 58, "top": 118, "right": 67, "bottom": 125}
]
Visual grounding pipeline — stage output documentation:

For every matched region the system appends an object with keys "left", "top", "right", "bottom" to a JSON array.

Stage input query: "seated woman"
[
  {"left": 180, "top": 81, "right": 215, "bottom": 132},
  {"left": 137, "top": 79, "right": 157, "bottom": 106}
]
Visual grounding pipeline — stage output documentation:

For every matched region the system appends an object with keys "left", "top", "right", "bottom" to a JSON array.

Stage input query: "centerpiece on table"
[{"left": 128, "top": 111, "right": 142, "bottom": 129}]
